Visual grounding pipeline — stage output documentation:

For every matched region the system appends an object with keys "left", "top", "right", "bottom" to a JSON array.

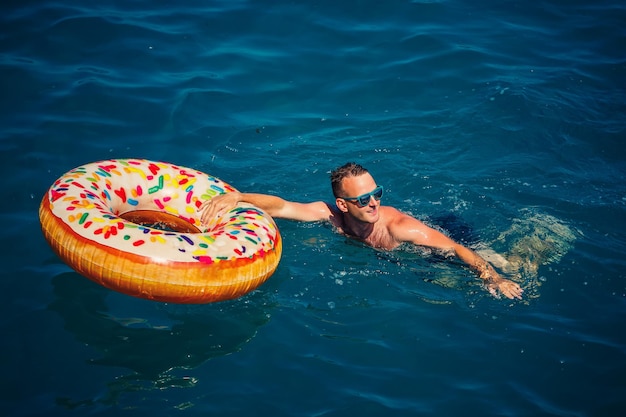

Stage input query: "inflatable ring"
[{"left": 39, "top": 159, "right": 282, "bottom": 303}]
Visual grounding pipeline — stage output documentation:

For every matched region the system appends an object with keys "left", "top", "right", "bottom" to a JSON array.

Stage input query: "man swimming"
[{"left": 200, "top": 162, "right": 523, "bottom": 300}]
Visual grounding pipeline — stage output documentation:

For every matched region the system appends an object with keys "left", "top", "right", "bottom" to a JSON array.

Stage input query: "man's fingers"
[
  {"left": 488, "top": 284, "right": 500, "bottom": 299},
  {"left": 501, "top": 282, "right": 523, "bottom": 300},
  {"left": 489, "top": 280, "right": 523, "bottom": 300},
  {"left": 199, "top": 202, "right": 217, "bottom": 224},
  {"left": 198, "top": 194, "right": 238, "bottom": 225}
]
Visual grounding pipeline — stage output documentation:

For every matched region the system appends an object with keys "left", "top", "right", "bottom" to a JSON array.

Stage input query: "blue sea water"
[{"left": 2, "top": 0, "right": 625, "bottom": 415}]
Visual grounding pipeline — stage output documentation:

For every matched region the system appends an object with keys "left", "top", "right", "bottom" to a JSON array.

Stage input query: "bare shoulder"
[
  {"left": 381, "top": 206, "right": 424, "bottom": 227},
  {"left": 382, "top": 206, "right": 446, "bottom": 246}
]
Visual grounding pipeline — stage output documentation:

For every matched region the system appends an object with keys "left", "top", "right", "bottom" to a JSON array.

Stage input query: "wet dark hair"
[{"left": 330, "top": 162, "right": 369, "bottom": 197}]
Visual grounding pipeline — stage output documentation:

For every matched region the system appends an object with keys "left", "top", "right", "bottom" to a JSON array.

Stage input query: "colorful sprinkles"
[{"left": 44, "top": 159, "right": 280, "bottom": 264}]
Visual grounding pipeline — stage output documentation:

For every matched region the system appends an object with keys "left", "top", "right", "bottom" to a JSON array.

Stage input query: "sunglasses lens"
[
  {"left": 355, "top": 186, "right": 383, "bottom": 207},
  {"left": 357, "top": 196, "right": 370, "bottom": 207}
]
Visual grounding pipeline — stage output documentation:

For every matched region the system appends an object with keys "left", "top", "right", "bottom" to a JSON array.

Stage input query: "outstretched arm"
[
  {"left": 199, "top": 192, "right": 332, "bottom": 224},
  {"left": 452, "top": 243, "right": 523, "bottom": 299},
  {"left": 389, "top": 211, "right": 523, "bottom": 299}
]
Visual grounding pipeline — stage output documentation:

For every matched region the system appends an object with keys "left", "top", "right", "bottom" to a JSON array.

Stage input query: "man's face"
[{"left": 337, "top": 173, "right": 381, "bottom": 224}]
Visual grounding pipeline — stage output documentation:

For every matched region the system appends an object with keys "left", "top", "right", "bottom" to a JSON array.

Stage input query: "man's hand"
[
  {"left": 198, "top": 192, "right": 241, "bottom": 225},
  {"left": 486, "top": 276, "right": 524, "bottom": 300}
]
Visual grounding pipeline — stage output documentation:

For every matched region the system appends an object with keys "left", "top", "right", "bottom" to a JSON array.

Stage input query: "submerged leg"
[{"left": 487, "top": 210, "right": 579, "bottom": 294}]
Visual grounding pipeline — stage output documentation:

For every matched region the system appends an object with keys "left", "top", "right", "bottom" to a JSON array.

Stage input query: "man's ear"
[{"left": 335, "top": 198, "right": 349, "bottom": 213}]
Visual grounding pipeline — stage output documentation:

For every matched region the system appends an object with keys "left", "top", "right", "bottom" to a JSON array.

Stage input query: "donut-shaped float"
[{"left": 39, "top": 159, "right": 282, "bottom": 303}]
